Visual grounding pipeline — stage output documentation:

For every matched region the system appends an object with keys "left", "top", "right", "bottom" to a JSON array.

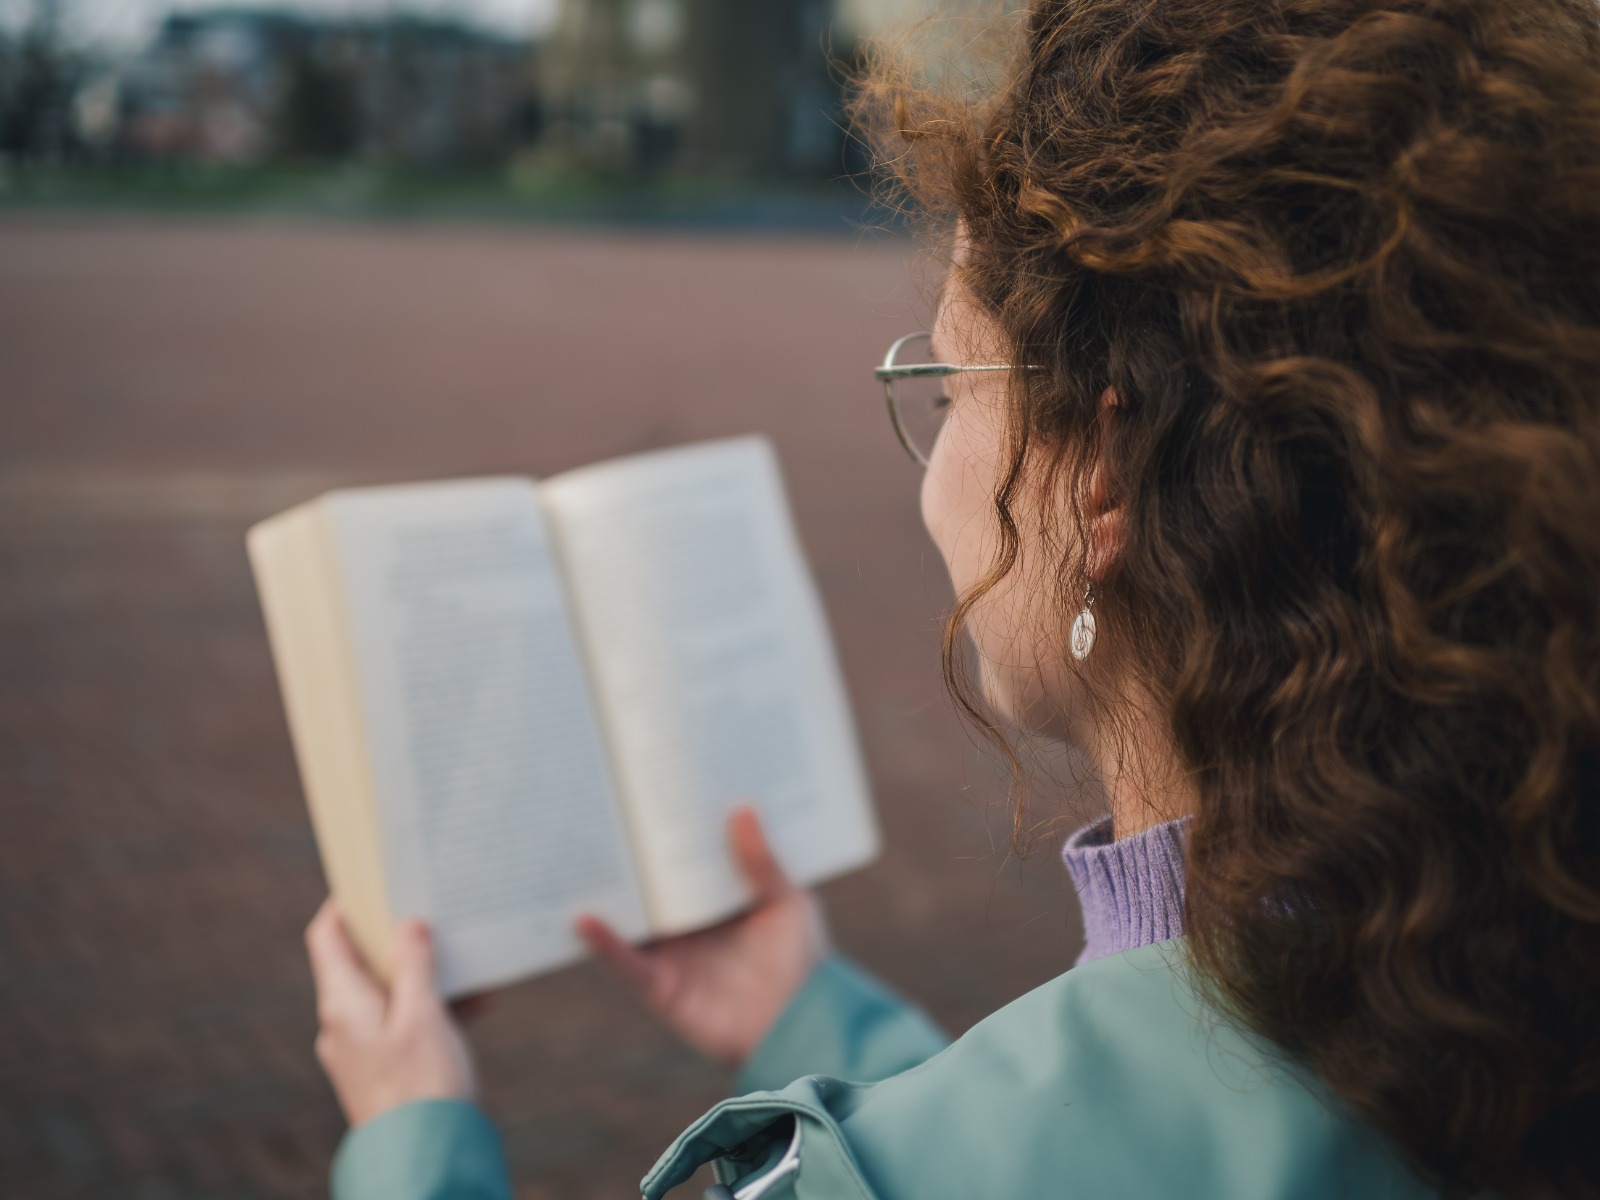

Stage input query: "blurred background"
[
  {"left": 0, "top": 1, "right": 1094, "bottom": 1196},
  {"left": 0, "top": 0, "right": 938, "bottom": 219}
]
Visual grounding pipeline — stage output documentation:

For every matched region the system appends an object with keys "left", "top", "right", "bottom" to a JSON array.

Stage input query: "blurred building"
[
  {"left": 109, "top": 8, "right": 537, "bottom": 167},
  {"left": 114, "top": 10, "right": 292, "bottom": 163},
  {"left": 539, "top": 0, "right": 843, "bottom": 177}
]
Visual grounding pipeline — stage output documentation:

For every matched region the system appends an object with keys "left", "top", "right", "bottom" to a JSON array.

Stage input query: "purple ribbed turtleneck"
[{"left": 1061, "top": 814, "right": 1192, "bottom": 966}]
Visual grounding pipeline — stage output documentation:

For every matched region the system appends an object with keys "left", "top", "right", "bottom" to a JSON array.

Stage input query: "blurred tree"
[
  {"left": 277, "top": 50, "right": 359, "bottom": 161},
  {"left": 0, "top": 0, "right": 83, "bottom": 164},
  {"left": 538, "top": 0, "right": 844, "bottom": 178}
]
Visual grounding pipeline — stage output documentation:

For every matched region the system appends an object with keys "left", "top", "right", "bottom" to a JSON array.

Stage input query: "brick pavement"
[{"left": 0, "top": 216, "right": 1088, "bottom": 1199}]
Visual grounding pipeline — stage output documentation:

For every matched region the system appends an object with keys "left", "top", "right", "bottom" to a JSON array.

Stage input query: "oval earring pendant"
[{"left": 1070, "top": 608, "right": 1097, "bottom": 661}]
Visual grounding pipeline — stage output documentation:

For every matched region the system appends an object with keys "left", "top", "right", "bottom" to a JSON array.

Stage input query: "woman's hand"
[
  {"left": 305, "top": 899, "right": 476, "bottom": 1128},
  {"left": 576, "top": 806, "right": 829, "bottom": 1065}
]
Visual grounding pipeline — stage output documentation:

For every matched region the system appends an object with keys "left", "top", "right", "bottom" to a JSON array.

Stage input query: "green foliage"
[{"left": 0, "top": 162, "right": 885, "bottom": 230}]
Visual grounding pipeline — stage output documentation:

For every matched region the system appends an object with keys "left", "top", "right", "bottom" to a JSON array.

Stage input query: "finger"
[
  {"left": 305, "top": 898, "right": 384, "bottom": 1027},
  {"left": 575, "top": 915, "right": 657, "bottom": 994},
  {"left": 728, "top": 805, "right": 792, "bottom": 903},
  {"left": 388, "top": 919, "right": 443, "bottom": 1027}
]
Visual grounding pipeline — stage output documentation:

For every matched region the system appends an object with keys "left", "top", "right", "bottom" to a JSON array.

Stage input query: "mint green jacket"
[{"left": 332, "top": 940, "right": 1440, "bottom": 1199}]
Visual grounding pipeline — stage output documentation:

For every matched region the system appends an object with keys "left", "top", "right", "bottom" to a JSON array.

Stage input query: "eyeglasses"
[{"left": 874, "top": 331, "right": 1033, "bottom": 466}]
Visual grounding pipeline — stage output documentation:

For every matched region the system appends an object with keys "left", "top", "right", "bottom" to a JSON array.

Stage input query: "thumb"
[
  {"left": 729, "top": 805, "right": 792, "bottom": 904},
  {"left": 388, "top": 919, "right": 443, "bottom": 1026}
]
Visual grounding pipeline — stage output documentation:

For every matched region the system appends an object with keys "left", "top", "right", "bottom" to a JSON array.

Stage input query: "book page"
[
  {"left": 248, "top": 504, "right": 395, "bottom": 983},
  {"left": 541, "top": 438, "right": 879, "bottom": 936},
  {"left": 324, "top": 479, "right": 649, "bottom": 996}
]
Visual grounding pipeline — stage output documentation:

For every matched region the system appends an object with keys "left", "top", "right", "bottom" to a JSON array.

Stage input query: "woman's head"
[
  {"left": 860, "top": 0, "right": 1600, "bottom": 1193},
  {"left": 920, "top": 262, "right": 1183, "bottom": 814},
  {"left": 919, "top": 263, "right": 1084, "bottom": 740}
]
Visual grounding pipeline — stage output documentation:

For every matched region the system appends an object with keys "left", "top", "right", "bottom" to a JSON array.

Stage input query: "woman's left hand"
[
  {"left": 305, "top": 898, "right": 477, "bottom": 1128},
  {"left": 575, "top": 807, "right": 829, "bottom": 1065}
]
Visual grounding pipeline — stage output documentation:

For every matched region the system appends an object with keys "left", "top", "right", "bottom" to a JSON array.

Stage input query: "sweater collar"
[{"left": 1060, "top": 814, "right": 1191, "bottom": 966}]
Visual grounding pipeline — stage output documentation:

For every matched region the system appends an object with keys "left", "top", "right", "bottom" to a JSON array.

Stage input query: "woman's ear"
[{"left": 1084, "top": 387, "right": 1125, "bottom": 583}]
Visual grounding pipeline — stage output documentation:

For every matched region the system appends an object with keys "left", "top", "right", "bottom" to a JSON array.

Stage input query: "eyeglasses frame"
[{"left": 875, "top": 331, "right": 1038, "bottom": 466}]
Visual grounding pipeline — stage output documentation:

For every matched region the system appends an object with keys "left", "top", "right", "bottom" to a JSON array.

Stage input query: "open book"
[{"left": 247, "top": 437, "right": 878, "bottom": 997}]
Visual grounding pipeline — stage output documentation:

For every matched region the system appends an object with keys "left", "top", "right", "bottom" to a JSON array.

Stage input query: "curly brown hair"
[{"left": 853, "top": 0, "right": 1600, "bottom": 1195}]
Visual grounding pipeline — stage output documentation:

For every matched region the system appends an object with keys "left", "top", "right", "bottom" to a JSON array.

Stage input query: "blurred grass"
[{"left": 0, "top": 162, "right": 890, "bottom": 230}]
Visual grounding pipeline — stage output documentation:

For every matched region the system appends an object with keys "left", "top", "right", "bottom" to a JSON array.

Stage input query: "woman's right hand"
[{"left": 575, "top": 806, "right": 829, "bottom": 1066}]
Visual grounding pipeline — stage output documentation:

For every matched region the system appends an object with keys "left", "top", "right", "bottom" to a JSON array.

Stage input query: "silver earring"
[{"left": 1070, "top": 583, "right": 1097, "bottom": 661}]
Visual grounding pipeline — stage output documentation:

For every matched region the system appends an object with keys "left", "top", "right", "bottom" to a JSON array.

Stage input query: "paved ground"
[{"left": 0, "top": 216, "right": 1090, "bottom": 1199}]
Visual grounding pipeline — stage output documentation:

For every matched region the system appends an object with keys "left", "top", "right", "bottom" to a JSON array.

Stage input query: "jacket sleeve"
[
  {"left": 734, "top": 955, "right": 949, "bottom": 1094},
  {"left": 331, "top": 1098, "right": 512, "bottom": 1200}
]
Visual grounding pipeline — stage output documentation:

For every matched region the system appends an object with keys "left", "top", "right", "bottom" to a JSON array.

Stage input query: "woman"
[{"left": 304, "top": 0, "right": 1600, "bottom": 1195}]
